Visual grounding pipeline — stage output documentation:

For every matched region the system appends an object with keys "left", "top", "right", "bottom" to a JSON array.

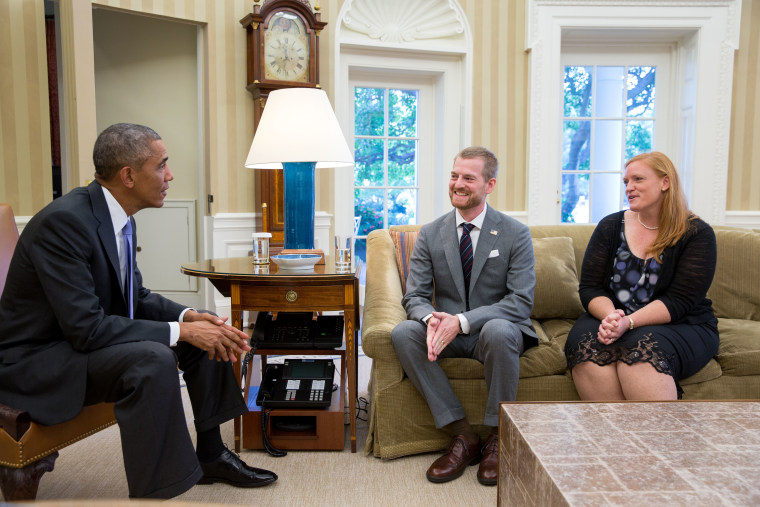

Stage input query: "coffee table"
[{"left": 498, "top": 401, "right": 760, "bottom": 506}]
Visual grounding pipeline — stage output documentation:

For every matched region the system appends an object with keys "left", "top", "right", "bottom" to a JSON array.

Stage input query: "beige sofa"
[{"left": 362, "top": 223, "right": 760, "bottom": 459}]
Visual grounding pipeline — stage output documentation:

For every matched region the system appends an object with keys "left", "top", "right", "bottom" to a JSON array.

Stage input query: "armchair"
[{"left": 0, "top": 203, "right": 116, "bottom": 501}]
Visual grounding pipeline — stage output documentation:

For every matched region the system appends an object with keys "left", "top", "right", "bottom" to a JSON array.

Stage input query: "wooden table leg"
[
  {"left": 231, "top": 295, "right": 243, "bottom": 453},
  {"left": 345, "top": 302, "right": 357, "bottom": 453}
]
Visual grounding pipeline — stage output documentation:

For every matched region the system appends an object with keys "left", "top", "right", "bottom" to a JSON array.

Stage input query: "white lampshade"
[{"left": 244, "top": 88, "right": 354, "bottom": 169}]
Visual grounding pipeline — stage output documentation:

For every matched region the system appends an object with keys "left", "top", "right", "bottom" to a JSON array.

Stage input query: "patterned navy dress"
[{"left": 565, "top": 228, "right": 719, "bottom": 395}]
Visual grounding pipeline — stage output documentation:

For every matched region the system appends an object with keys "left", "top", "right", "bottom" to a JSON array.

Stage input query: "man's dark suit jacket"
[{"left": 0, "top": 181, "right": 185, "bottom": 425}]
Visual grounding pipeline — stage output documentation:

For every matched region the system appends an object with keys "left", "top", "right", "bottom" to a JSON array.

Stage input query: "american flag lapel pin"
[{"left": 490, "top": 229, "right": 498, "bottom": 236}]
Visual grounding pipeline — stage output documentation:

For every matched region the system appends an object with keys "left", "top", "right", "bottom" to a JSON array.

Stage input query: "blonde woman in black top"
[{"left": 565, "top": 151, "right": 718, "bottom": 400}]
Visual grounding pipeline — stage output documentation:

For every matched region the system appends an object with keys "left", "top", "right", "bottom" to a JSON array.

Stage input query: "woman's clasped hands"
[{"left": 597, "top": 309, "right": 628, "bottom": 345}]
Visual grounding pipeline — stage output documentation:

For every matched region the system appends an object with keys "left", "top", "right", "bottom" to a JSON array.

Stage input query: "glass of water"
[
  {"left": 251, "top": 232, "right": 271, "bottom": 265},
  {"left": 334, "top": 235, "right": 352, "bottom": 273}
]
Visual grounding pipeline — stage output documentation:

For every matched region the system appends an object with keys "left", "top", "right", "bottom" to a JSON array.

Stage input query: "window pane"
[
  {"left": 354, "top": 138, "right": 384, "bottom": 186},
  {"left": 625, "top": 120, "right": 653, "bottom": 160},
  {"left": 595, "top": 67, "right": 625, "bottom": 117},
  {"left": 563, "top": 120, "right": 591, "bottom": 171},
  {"left": 388, "top": 89, "right": 418, "bottom": 137},
  {"left": 563, "top": 66, "right": 593, "bottom": 117},
  {"left": 354, "top": 188, "right": 384, "bottom": 236},
  {"left": 388, "top": 140, "right": 417, "bottom": 186},
  {"left": 354, "top": 87, "right": 385, "bottom": 136},
  {"left": 591, "top": 172, "right": 622, "bottom": 222},
  {"left": 388, "top": 189, "right": 417, "bottom": 226},
  {"left": 593, "top": 120, "right": 623, "bottom": 171},
  {"left": 627, "top": 67, "right": 656, "bottom": 118},
  {"left": 561, "top": 173, "right": 589, "bottom": 223},
  {"left": 354, "top": 238, "right": 367, "bottom": 265}
]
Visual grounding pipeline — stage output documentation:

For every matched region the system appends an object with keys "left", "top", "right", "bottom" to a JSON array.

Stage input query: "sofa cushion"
[
  {"left": 519, "top": 319, "right": 573, "bottom": 378},
  {"left": 715, "top": 318, "right": 760, "bottom": 376},
  {"left": 708, "top": 228, "right": 760, "bottom": 321},
  {"left": 531, "top": 237, "right": 584, "bottom": 320},
  {"left": 389, "top": 229, "right": 420, "bottom": 294},
  {"left": 529, "top": 225, "right": 595, "bottom": 278}
]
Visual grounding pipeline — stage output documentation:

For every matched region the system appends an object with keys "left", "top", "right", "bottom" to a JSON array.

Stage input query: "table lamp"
[{"left": 245, "top": 88, "right": 354, "bottom": 252}]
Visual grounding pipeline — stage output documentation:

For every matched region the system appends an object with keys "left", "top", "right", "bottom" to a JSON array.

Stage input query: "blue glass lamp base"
[{"left": 282, "top": 161, "right": 316, "bottom": 250}]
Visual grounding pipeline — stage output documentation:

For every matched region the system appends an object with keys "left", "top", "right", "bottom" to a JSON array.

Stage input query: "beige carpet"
[{"left": 10, "top": 386, "right": 496, "bottom": 506}]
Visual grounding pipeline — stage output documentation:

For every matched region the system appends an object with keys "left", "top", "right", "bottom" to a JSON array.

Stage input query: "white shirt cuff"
[
  {"left": 169, "top": 308, "right": 194, "bottom": 347},
  {"left": 168, "top": 322, "right": 180, "bottom": 346},
  {"left": 457, "top": 313, "right": 470, "bottom": 335}
]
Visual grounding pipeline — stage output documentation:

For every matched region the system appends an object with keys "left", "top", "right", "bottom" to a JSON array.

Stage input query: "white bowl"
[{"left": 270, "top": 254, "right": 321, "bottom": 270}]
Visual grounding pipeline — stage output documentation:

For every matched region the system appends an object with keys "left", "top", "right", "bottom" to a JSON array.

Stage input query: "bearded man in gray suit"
[{"left": 391, "top": 146, "right": 537, "bottom": 486}]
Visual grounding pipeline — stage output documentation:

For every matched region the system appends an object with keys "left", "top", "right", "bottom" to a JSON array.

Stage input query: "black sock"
[{"left": 196, "top": 426, "right": 224, "bottom": 462}]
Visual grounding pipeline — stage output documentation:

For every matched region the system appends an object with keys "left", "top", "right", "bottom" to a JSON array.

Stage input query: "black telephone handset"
[{"left": 257, "top": 366, "right": 278, "bottom": 403}]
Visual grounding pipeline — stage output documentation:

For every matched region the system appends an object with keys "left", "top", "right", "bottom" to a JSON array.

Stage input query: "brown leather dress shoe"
[
  {"left": 426, "top": 435, "right": 481, "bottom": 483},
  {"left": 477, "top": 433, "right": 499, "bottom": 486}
]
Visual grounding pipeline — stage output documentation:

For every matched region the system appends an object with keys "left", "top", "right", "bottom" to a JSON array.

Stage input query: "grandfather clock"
[{"left": 240, "top": 0, "right": 327, "bottom": 249}]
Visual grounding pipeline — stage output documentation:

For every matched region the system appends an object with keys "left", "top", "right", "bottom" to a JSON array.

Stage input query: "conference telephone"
[
  {"left": 252, "top": 311, "right": 343, "bottom": 349},
  {"left": 256, "top": 359, "right": 335, "bottom": 409}
]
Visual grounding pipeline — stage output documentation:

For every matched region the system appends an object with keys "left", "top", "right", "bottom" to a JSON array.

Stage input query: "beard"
[{"left": 449, "top": 188, "right": 484, "bottom": 211}]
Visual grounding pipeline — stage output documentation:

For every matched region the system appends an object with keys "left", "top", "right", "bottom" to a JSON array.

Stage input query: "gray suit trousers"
[{"left": 391, "top": 318, "right": 525, "bottom": 428}]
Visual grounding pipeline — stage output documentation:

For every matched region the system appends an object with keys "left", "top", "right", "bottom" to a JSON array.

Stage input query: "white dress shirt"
[
  {"left": 101, "top": 185, "right": 186, "bottom": 345},
  {"left": 424, "top": 205, "right": 489, "bottom": 334}
]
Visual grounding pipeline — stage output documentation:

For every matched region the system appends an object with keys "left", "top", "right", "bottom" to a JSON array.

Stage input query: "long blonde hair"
[{"left": 626, "top": 151, "right": 696, "bottom": 262}]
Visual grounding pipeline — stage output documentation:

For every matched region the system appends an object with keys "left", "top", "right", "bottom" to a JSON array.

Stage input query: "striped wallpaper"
[
  {"left": 0, "top": 0, "right": 52, "bottom": 216},
  {"left": 728, "top": 0, "right": 760, "bottom": 211},
  {"left": 1, "top": 0, "right": 758, "bottom": 217}
]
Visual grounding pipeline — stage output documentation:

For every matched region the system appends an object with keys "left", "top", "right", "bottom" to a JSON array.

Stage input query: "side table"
[{"left": 181, "top": 258, "right": 360, "bottom": 452}]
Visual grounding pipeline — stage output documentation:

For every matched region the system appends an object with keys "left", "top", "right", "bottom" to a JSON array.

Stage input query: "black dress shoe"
[{"left": 198, "top": 448, "right": 277, "bottom": 488}]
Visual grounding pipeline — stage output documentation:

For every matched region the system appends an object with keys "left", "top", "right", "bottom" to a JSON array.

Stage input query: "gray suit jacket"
[{"left": 402, "top": 205, "right": 537, "bottom": 342}]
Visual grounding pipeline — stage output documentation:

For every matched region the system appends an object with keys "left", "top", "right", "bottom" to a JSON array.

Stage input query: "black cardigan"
[{"left": 578, "top": 210, "right": 717, "bottom": 325}]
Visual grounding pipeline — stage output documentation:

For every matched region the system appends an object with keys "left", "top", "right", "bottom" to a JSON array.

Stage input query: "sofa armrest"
[{"left": 361, "top": 230, "right": 408, "bottom": 383}]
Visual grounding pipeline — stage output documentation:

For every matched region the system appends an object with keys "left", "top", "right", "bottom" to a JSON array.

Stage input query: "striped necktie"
[{"left": 460, "top": 222, "right": 474, "bottom": 310}]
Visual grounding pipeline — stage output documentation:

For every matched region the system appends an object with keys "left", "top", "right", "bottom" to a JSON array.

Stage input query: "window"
[
  {"left": 558, "top": 45, "right": 672, "bottom": 224},
  {"left": 353, "top": 86, "right": 420, "bottom": 262},
  {"left": 562, "top": 65, "right": 657, "bottom": 223}
]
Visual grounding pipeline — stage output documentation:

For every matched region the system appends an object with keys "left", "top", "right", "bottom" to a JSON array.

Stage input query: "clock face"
[{"left": 264, "top": 12, "right": 310, "bottom": 82}]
